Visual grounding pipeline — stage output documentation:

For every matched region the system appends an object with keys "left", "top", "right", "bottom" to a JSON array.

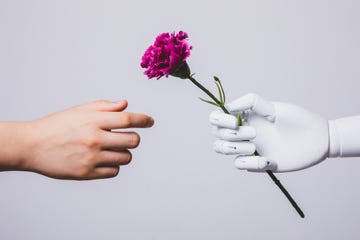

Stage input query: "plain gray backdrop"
[{"left": 1, "top": 0, "right": 360, "bottom": 239}]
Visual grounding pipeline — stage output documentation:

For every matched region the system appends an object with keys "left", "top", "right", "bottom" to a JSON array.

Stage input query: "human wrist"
[
  {"left": 0, "top": 121, "right": 35, "bottom": 171},
  {"left": 17, "top": 121, "right": 41, "bottom": 171}
]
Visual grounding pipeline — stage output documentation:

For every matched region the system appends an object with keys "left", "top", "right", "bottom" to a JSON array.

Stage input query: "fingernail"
[{"left": 147, "top": 117, "right": 155, "bottom": 127}]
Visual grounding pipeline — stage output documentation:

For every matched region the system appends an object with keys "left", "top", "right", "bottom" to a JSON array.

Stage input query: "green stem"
[
  {"left": 188, "top": 76, "right": 229, "bottom": 114},
  {"left": 266, "top": 170, "right": 305, "bottom": 218},
  {"left": 187, "top": 75, "right": 305, "bottom": 218}
]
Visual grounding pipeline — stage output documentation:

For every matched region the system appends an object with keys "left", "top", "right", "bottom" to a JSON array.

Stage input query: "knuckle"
[
  {"left": 84, "top": 132, "right": 102, "bottom": 149},
  {"left": 130, "top": 132, "right": 141, "bottom": 148},
  {"left": 75, "top": 154, "right": 98, "bottom": 179},
  {"left": 76, "top": 165, "right": 92, "bottom": 179},
  {"left": 94, "top": 99, "right": 109, "bottom": 105},
  {"left": 121, "top": 113, "right": 132, "bottom": 128}
]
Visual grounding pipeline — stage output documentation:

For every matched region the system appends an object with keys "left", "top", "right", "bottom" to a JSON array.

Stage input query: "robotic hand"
[{"left": 209, "top": 93, "right": 360, "bottom": 172}]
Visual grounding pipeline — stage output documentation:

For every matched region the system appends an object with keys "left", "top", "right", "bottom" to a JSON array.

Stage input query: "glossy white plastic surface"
[
  {"left": 329, "top": 116, "right": 360, "bottom": 157},
  {"left": 209, "top": 93, "right": 330, "bottom": 172}
]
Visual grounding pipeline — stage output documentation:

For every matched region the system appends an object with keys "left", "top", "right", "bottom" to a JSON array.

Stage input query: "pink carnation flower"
[
  {"left": 140, "top": 30, "right": 304, "bottom": 218},
  {"left": 141, "top": 31, "right": 192, "bottom": 79}
]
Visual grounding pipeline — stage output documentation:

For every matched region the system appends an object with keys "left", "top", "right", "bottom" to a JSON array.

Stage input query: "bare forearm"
[{"left": 0, "top": 121, "right": 32, "bottom": 171}]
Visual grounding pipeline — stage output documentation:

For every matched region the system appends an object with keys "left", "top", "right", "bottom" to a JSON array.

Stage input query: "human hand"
[
  {"left": 209, "top": 93, "right": 329, "bottom": 172},
  {"left": 20, "top": 100, "right": 154, "bottom": 180}
]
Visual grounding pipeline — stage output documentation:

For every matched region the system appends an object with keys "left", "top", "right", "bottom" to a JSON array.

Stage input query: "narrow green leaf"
[
  {"left": 214, "top": 76, "right": 226, "bottom": 104},
  {"left": 199, "top": 97, "right": 220, "bottom": 107},
  {"left": 237, "top": 113, "right": 242, "bottom": 126},
  {"left": 215, "top": 81, "right": 224, "bottom": 104}
]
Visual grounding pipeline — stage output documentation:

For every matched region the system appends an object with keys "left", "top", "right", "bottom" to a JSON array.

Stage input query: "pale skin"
[{"left": 0, "top": 100, "right": 154, "bottom": 180}]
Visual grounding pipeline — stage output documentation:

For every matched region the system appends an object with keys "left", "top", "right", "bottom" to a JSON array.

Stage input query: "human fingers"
[
  {"left": 98, "top": 112, "right": 154, "bottom": 130},
  {"left": 226, "top": 93, "right": 275, "bottom": 122},
  {"left": 234, "top": 155, "right": 277, "bottom": 171},
  {"left": 213, "top": 140, "right": 255, "bottom": 155},
  {"left": 77, "top": 100, "right": 128, "bottom": 112},
  {"left": 101, "top": 131, "right": 141, "bottom": 149},
  {"left": 96, "top": 150, "right": 132, "bottom": 167},
  {"left": 89, "top": 167, "right": 120, "bottom": 179}
]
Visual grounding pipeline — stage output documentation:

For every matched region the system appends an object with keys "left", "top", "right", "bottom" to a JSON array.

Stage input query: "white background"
[{"left": 1, "top": 0, "right": 360, "bottom": 239}]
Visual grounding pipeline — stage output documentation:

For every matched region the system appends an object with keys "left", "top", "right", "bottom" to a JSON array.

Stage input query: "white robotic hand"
[{"left": 209, "top": 93, "right": 360, "bottom": 172}]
